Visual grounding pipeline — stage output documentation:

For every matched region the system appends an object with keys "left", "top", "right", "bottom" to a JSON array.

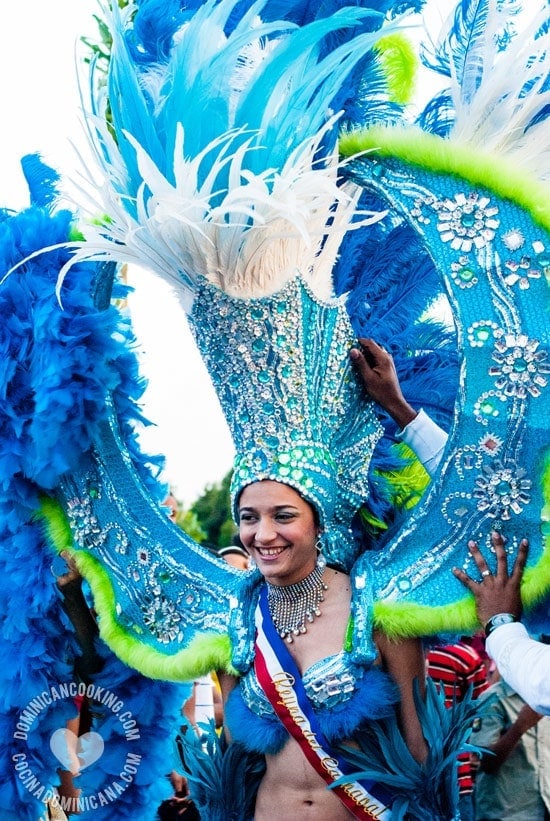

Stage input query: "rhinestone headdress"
[{"left": 189, "top": 275, "right": 383, "bottom": 569}]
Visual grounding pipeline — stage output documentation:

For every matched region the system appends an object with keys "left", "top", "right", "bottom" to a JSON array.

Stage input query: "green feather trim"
[
  {"left": 373, "top": 545, "right": 550, "bottom": 641},
  {"left": 360, "top": 445, "right": 430, "bottom": 533},
  {"left": 339, "top": 126, "right": 550, "bottom": 231},
  {"left": 373, "top": 595, "right": 477, "bottom": 640},
  {"left": 373, "top": 34, "right": 417, "bottom": 106},
  {"left": 379, "top": 443, "right": 431, "bottom": 510},
  {"left": 38, "top": 494, "right": 74, "bottom": 548},
  {"left": 38, "top": 443, "right": 550, "bottom": 650},
  {"left": 38, "top": 496, "right": 235, "bottom": 681}
]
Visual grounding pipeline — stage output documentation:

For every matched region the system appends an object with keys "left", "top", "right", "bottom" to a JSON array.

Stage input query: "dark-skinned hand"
[
  {"left": 452, "top": 531, "right": 528, "bottom": 627},
  {"left": 349, "top": 337, "right": 417, "bottom": 429}
]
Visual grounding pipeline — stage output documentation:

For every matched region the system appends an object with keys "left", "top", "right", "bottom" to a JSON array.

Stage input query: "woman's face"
[{"left": 238, "top": 480, "right": 319, "bottom": 586}]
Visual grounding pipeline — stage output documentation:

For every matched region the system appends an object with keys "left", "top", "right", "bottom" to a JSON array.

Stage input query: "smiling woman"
[{"left": 204, "top": 303, "right": 451, "bottom": 818}]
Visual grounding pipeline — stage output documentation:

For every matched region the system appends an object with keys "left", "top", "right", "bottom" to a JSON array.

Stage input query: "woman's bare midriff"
[{"left": 253, "top": 736, "right": 353, "bottom": 820}]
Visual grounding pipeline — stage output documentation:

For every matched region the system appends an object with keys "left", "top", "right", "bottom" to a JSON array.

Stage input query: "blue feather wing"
[
  {"left": 0, "top": 183, "right": 239, "bottom": 680},
  {"left": 43, "top": 259, "right": 241, "bottom": 679},
  {"left": 53, "top": 404, "right": 240, "bottom": 675},
  {"left": 343, "top": 146, "right": 550, "bottom": 636},
  {"left": 333, "top": 189, "right": 460, "bottom": 536},
  {"left": 0, "top": 175, "right": 200, "bottom": 817}
]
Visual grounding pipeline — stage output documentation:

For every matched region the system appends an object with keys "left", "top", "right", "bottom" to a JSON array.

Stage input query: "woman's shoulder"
[{"left": 324, "top": 566, "right": 352, "bottom": 606}]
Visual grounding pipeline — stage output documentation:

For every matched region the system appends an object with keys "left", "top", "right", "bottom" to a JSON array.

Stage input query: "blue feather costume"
[
  {"left": 2, "top": 1, "right": 550, "bottom": 818},
  {"left": 0, "top": 158, "right": 186, "bottom": 819}
]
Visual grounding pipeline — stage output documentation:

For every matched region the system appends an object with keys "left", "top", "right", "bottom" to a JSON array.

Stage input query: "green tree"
[
  {"left": 176, "top": 508, "right": 207, "bottom": 544},
  {"left": 190, "top": 470, "right": 236, "bottom": 548}
]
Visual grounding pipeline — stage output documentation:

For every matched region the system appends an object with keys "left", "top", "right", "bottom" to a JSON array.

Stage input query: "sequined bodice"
[{"left": 240, "top": 650, "right": 362, "bottom": 716}]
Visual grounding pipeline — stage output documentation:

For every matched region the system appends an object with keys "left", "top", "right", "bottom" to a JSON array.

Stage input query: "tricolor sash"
[{"left": 254, "top": 586, "right": 393, "bottom": 820}]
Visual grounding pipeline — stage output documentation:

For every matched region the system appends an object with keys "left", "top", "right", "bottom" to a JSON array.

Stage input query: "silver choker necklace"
[{"left": 266, "top": 556, "right": 328, "bottom": 643}]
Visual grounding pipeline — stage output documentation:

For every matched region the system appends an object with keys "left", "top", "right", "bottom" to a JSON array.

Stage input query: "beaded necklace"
[{"left": 266, "top": 557, "right": 328, "bottom": 643}]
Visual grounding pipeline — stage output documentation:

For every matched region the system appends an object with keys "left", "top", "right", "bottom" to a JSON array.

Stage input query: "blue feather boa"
[{"left": 0, "top": 158, "right": 185, "bottom": 819}]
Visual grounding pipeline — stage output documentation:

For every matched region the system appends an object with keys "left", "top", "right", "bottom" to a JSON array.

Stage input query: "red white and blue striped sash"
[{"left": 254, "top": 586, "right": 393, "bottom": 820}]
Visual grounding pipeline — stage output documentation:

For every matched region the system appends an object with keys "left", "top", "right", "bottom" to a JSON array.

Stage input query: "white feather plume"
[
  {"left": 449, "top": 2, "right": 550, "bottom": 180},
  {"left": 65, "top": 115, "right": 381, "bottom": 307},
  {"left": 52, "top": 0, "right": 397, "bottom": 308}
]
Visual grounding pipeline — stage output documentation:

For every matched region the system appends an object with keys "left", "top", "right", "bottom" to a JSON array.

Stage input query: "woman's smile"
[{"left": 254, "top": 545, "right": 288, "bottom": 559}]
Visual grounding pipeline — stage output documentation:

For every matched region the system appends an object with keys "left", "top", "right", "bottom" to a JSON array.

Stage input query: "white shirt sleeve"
[
  {"left": 397, "top": 408, "right": 448, "bottom": 478},
  {"left": 193, "top": 674, "right": 215, "bottom": 724},
  {"left": 486, "top": 622, "right": 550, "bottom": 715}
]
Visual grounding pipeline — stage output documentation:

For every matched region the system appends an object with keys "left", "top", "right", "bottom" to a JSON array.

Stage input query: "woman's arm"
[
  {"left": 478, "top": 702, "right": 542, "bottom": 774},
  {"left": 56, "top": 552, "right": 104, "bottom": 679},
  {"left": 350, "top": 339, "right": 417, "bottom": 428},
  {"left": 216, "top": 671, "right": 240, "bottom": 743},
  {"left": 375, "top": 631, "right": 428, "bottom": 764}
]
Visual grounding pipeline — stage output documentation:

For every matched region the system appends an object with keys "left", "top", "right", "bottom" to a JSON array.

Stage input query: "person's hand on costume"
[
  {"left": 169, "top": 769, "right": 191, "bottom": 798},
  {"left": 452, "top": 531, "right": 528, "bottom": 628},
  {"left": 350, "top": 337, "right": 417, "bottom": 429},
  {"left": 55, "top": 551, "right": 83, "bottom": 597}
]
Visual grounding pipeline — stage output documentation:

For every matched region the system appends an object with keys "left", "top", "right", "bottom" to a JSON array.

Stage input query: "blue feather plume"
[
  {"left": 415, "top": 89, "right": 455, "bottom": 136},
  {"left": 178, "top": 722, "right": 265, "bottom": 821},
  {"left": 419, "top": 0, "right": 491, "bottom": 85},
  {"left": 64, "top": 0, "right": 411, "bottom": 305},
  {"left": 20, "top": 154, "right": 61, "bottom": 208},
  {"left": 0, "top": 160, "right": 184, "bottom": 819},
  {"left": 334, "top": 678, "right": 485, "bottom": 820}
]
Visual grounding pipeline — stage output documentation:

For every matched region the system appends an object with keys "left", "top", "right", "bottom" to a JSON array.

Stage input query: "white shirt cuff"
[{"left": 397, "top": 408, "right": 448, "bottom": 478}]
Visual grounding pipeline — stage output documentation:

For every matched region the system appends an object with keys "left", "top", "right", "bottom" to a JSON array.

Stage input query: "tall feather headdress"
[
  {"left": 67, "top": 0, "right": 400, "bottom": 307},
  {"left": 51, "top": 0, "right": 410, "bottom": 570},
  {"left": 18, "top": 0, "right": 550, "bottom": 682}
]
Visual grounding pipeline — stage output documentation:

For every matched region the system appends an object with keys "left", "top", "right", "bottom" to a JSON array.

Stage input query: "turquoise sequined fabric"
[
  {"left": 347, "top": 155, "right": 550, "bottom": 620},
  {"left": 189, "top": 276, "right": 383, "bottom": 569}
]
